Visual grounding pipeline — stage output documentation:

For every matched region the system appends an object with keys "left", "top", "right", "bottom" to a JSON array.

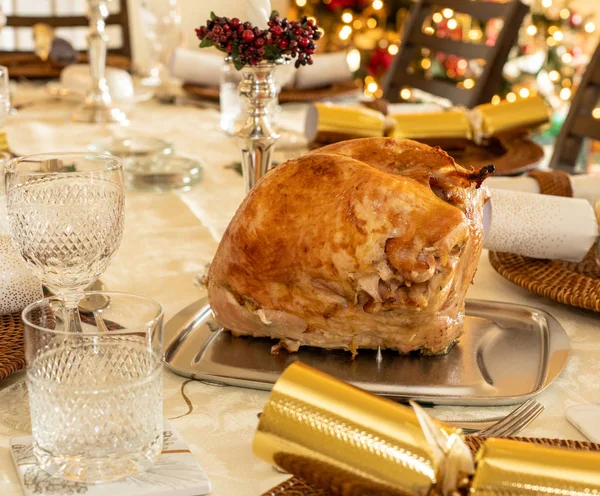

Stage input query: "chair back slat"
[
  {"left": 6, "top": 15, "right": 89, "bottom": 27},
  {"left": 571, "top": 116, "right": 600, "bottom": 142},
  {"left": 550, "top": 41, "right": 600, "bottom": 171},
  {"left": 590, "top": 65, "right": 600, "bottom": 85},
  {"left": 383, "top": 0, "right": 529, "bottom": 108},
  {"left": 422, "top": 0, "right": 516, "bottom": 21},
  {"left": 401, "top": 73, "right": 472, "bottom": 106},
  {"left": 410, "top": 30, "right": 490, "bottom": 60}
]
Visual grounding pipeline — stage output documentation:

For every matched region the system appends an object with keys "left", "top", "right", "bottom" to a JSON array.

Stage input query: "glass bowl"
[
  {"left": 125, "top": 156, "right": 204, "bottom": 192},
  {"left": 89, "top": 137, "right": 178, "bottom": 190},
  {"left": 89, "top": 136, "right": 173, "bottom": 167}
]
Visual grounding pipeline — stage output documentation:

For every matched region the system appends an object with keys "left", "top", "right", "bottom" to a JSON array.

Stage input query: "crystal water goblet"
[
  {"left": 139, "top": 0, "right": 181, "bottom": 97},
  {"left": 23, "top": 291, "right": 164, "bottom": 482},
  {"left": 5, "top": 152, "right": 125, "bottom": 330},
  {"left": 0, "top": 149, "right": 13, "bottom": 233},
  {"left": 0, "top": 65, "right": 10, "bottom": 122},
  {"left": 71, "top": 0, "right": 128, "bottom": 123}
]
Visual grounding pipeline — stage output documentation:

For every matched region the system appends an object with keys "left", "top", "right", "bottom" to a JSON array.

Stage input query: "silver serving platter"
[{"left": 163, "top": 296, "right": 569, "bottom": 405}]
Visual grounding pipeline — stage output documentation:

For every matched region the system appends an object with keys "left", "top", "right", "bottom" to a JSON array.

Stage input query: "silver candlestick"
[
  {"left": 71, "top": 0, "right": 127, "bottom": 124},
  {"left": 236, "top": 60, "right": 283, "bottom": 193}
]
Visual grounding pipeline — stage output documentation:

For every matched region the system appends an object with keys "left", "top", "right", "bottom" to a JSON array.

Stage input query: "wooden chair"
[
  {"left": 0, "top": 0, "right": 131, "bottom": 78},
  {"left": 549, "top": 41, "right": 600, "bottom": 172},
  {"left": 382, "top": 0, "right": 529, "bottom": 108}
]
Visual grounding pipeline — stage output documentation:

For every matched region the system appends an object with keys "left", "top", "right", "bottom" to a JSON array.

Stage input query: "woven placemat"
[
  {"left": 0, "top": 312, "right": 25, "bottom": 381},
  {"left": 0, "top": 53, "right": 131, "bottom": 79},
  {"left": 261, "top": 435, "right": 600, "bottom": 495},
  {"left": 182, "top": 80, "right": 361, "bottom": 104},
  {"left": 489, "top": 170, "right": 600, "bottom": 312}
]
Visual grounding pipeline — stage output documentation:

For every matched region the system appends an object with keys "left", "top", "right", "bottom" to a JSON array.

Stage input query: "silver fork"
[{"left": 442, "top": 398, "right": 545, "bottom": 437}]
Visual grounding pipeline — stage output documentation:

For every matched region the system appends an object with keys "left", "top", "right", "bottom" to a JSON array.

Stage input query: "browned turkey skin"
[{"left": 207, "top": 138, "right": 492, "bottom": 356}]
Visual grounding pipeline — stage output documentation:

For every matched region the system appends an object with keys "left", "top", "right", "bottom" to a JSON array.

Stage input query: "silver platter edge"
[{"left": 163, "top": 296, "right": 570, "bottom": 406}]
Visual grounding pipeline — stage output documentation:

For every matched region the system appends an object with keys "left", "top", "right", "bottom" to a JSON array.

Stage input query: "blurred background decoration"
[
  {"left": 0, "top": 0, "right": 597, "bottom": 130},
  {"left": 291, "top": 0, "right": 598, "bottom": 120}
]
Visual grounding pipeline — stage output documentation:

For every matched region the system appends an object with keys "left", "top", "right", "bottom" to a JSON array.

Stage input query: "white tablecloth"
[{"left": 1, "top": 85, "right": 599, "bottom": 496}]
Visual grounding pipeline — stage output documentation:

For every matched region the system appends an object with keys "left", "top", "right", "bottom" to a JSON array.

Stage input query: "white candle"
[{"left": 245, "top": 0, "right": 271, "bottom": 29}]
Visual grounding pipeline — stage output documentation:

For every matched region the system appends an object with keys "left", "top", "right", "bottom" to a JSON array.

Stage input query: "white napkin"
[
  {"left": 487, "top": 174, "right": 600, "bottom": 206},
  {"left": 0, "top": 153, "right": 42, "bottom": 314},
  {"left": 170, "top": 48, "right": 296, "bottom": 91},
  {"left": 566, "top": 404, "right": 600, "bottom": 442},
  {"left": 294, "top": 51, "right": 353, "bottom": 90},
  {"left": 60, "top": 64, "right": 134, "bottom": 101},
  {"left": 0, "top": 200, "right": 6, "bottom": 235},
  {"left": 10, "top": 419, "right": 212, "bottom": 495},
  {"left": 245, "top": 0, "right": 271, "bottom": 29},
  {"left": 0, "top": 235, "right": 43, "bottom": 315},
  {"left": 169, "top": 48, "right": 225, "bottom": 87},
  {"left": 483, "top": 189, "right": 598, "bottom": 262}
]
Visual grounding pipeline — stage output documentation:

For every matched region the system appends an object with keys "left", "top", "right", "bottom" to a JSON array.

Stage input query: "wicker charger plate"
[
  {"left": 262, "top": 435, "right": 600, "bottom": 495},
  {"left": 0, "top": 283, "right": 72, "bottom": 382},
  {"left": 490, "top": 243, "right": 600, "bottom": 312},
  {"left": 489, "top": 170, "right": 600, "bottom": 312},
  {"left": 312, "top": 131, "right": 544, "bottom": 177},
  {"left": 0, "top": 312, "right": 25, "bottom": 381},
  {"left": 182, "top": 80, "right": 361, "bottom": 104},
  {"left": 404, "top": 130, "right": 544, "bottom": 176},
  {"left": 439, "top": 131, "right": 544, "bottom": 176}
]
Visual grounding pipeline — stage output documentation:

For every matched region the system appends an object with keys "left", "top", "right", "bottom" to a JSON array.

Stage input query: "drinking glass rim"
[
  {"left": 22, "top": 291, "right": 164, "bottom": 336},
  {"left": 6, "top": 152, "right": 122, "bottom": 175}
]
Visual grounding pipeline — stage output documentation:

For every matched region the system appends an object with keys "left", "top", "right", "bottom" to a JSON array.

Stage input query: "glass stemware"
[
  {"left": 0, "top": 65, "right": 9, "bottom": 116},
  {"left": 139, "top": 0, "right": 181, "bottom": 97},
  {"left": 5, "top": 153, "right": 125, "bottom": 331},
  {"left": 0, "top": 65, "right": 12, "bottom": 134},
  {"left": 71, "top": 0, "right": 128, "bottom": 123},
  {"left": 0, "top": 150, "right": 12, "bottom": 233}
]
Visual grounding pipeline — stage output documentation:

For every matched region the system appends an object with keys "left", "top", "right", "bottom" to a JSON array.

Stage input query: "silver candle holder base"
[
  {"left": 72, "top": 95, "right": 128, "bottom": 124},
  {"left": 235, "top": 60, "right": 284, "bottom": 194},
  {"left": 72, "top": 0, "right": 128, "bottom": 125}
]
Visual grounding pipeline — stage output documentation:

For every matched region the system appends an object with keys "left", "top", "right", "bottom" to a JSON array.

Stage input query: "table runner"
[{"left": 0, "top": 84, "right": 598, "bottom": 496}]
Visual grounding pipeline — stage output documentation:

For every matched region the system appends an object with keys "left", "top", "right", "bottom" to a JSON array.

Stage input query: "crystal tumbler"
[{"left": 23, "top": 292, "right": 164, "bottom": 483}]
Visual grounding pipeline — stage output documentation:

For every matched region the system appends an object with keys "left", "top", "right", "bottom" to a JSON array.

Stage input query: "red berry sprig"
[{"left": 195, "top": 11, "right": 321, "bottom": 70}]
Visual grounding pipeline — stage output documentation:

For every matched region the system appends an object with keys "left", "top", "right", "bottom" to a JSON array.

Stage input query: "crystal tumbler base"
[{"left": 34, "top": 437, "right": 162, "bottom": 483}]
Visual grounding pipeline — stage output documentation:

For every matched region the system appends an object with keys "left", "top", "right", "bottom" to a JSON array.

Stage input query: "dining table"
[{"left": 0, "top": 83, "right": 599, "bottom": 496}]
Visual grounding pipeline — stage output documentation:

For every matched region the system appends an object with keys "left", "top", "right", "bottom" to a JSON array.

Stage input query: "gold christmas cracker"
[
  {"left": 389, "top": 110, "right": 472, "bottom": 140},
  {"left": 471, "top": 95, "right": 549, "bottom": 138},
  {"left": 254, "top": 363, "right": 600, "bottom": 496},
  {"left": 387, "top": 96, "right": 549, "bottom": 143},
  {"left": 306, "top": 103, "right": 386, "bottom": 142},
  {"left": 471, "top": 437, "right": 600, "bottom": 496},
  {"left": 253, "top": 362, "right": 472, "bottom": 496}
]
